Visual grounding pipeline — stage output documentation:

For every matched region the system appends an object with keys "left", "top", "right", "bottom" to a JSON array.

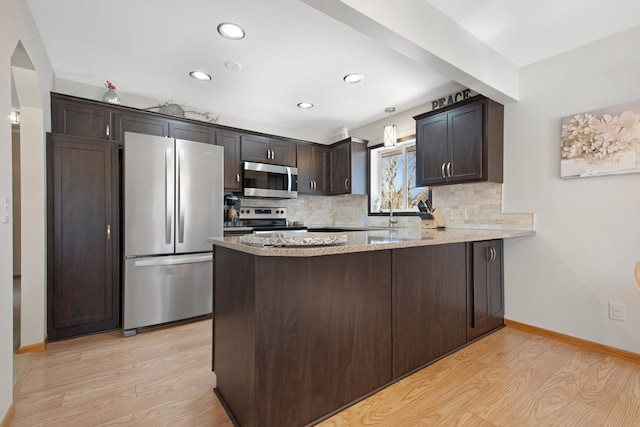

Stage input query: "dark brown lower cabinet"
[
  {"left": 392, "top": 243, "right": 468, "bottom": 378},
  {"left": 47, "top": 134, "right": 120, "bottom": 341},
  {"left": 468, "top": 239, "right": 504, "bottom": 341},
  {"left": 213, "top": 247, "right": 392, "bottom": 427}
]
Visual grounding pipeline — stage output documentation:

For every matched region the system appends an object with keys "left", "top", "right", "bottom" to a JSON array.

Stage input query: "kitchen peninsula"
[{"left": 208, "top": 228, "right": 534, "bottom": 426}]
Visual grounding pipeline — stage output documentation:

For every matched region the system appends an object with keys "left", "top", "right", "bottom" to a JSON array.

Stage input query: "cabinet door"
[
  {"left": 468, "top": 239, "right": 504, "bottom": 341},
  {"left": 296, "top": 144, "right": 313, "bottom": 193},
  {"left": 329, "top": 143, "right": 350, "bottom": 195},
  {"left": 254, "top": 251, "right": 392, "bottom": 426},
  {"left": 448, "top": 102, "right": 483, "bottom": 183},
  {"left": 311, "top": 146, "right": 327, "bottom": 194},
  {"left": 47, "top": 135, "right": 120, "bottom": 341},
  {"left": 241, "top": 134, "right": 271, "bottom": 163},
  {"left": 113, "top": 111, "right": 170, "bottom": 142},
  {"left": 271, "top": 139, "right": 297, "bottom": 167},
  {"left": 216, "top": 130, "right": 242, "bottom": 191},
  {"left": 392, "top": 244, "right": 467, "bottom": 378},
  {"left": 298, "top": 145, "right": 327, "bottom": 194},
  {"left": 52, "top": 100, "right": 112, "bottom": 140},
  {"left": 416, "top": 111, "right": 448, "bottom": 186},
  {"left": 169, "top": 120, "right": 215, "bottom": 144}
]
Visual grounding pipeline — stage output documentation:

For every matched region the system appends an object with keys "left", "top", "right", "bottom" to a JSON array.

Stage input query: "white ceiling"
[{"left": 25, "top": 0, "right": 640, "bottom": 142}]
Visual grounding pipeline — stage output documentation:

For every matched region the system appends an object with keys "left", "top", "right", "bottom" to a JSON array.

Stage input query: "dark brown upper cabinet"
[
  {"left": 241, "top": 134, "right": 297, "bottom": 167},
  {"left": 112, "top": 110, "right": 170, "bottom": 142},
  {"left": 216, "top": 130, "right": 243, "bottom": 191},
  {"left": 296, "top": 144, "right": 327, "bottom": 195},
  {"left": 168, "top": 120, "right": 215, "bottom": 144},
  {"left": 328, "top": 137, "right": 367, "bottom": 195},
  {"left": 414, "top": 96, "right": 503, "bottom": 187},
  {"left": 52, "top": 98, "right": 112, "bottom": 140}
]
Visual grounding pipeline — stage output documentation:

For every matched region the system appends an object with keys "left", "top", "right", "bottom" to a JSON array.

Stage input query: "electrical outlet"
[
  {"left": 608, "top": 302, "right": 625, "bottom": 322},
  {"left": 450, "top": 208, "right": 464, "bottom": 220}
]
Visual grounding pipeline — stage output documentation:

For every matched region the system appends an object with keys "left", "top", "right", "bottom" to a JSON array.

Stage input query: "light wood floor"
[{"left": 11, "top": 320, "right": 640, "bottom": 427}]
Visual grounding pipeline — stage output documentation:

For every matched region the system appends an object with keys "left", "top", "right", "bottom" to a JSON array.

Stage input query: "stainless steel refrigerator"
[{"left": 123, "top": 132, "right": 223, "bottom": 336}]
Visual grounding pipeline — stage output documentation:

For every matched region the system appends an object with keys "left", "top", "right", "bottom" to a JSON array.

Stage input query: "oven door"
[{"left": 243, "top": 162, "right": 298, "bottom": 198}]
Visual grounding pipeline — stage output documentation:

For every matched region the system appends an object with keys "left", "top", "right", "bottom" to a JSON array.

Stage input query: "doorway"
[{"left": 11, "top": 40, "right": 44, "bottom": 385}]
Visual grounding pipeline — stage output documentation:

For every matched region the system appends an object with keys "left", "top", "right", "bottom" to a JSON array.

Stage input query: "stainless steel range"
[{"left": 224, "top": 207, "right": 306, "bottom": 234}]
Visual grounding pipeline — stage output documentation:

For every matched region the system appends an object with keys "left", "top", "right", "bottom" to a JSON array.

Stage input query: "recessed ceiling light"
[
  {"left": 297, "top": 102, "right": 314, "bottom": 109},
  {"left": 217, "top": 22, "right": 245, "bottom": 40},
  {"left": 189, "top": 71, "right": 211, "bottom": 81},
  {"left": 224, "top": 61, "right": 242, "bottom": 71},
  {"left": 343, "top": 74, "right": 364, "bottom": 84}
]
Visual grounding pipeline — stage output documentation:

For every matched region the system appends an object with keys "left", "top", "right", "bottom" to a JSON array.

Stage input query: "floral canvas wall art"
[{"left": 560, "top": 101, "right": 640, "bottom": 178}]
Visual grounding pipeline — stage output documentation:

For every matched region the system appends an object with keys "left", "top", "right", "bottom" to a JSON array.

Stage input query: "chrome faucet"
[{"left": 387, "top": 199, "right": 398, "bottom": 228}]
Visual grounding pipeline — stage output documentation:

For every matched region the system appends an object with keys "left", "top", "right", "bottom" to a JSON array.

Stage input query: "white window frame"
[{"left": 369, "top": 138, "right": 428, "bottom": 215}]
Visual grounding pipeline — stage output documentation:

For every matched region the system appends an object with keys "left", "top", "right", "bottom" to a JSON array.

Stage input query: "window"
[{"left": 369, "top": 138, "right": 429, "bottom": 214}]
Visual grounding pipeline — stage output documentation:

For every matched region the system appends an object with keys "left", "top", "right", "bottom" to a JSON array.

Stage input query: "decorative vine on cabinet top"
[{"left": 414, "top": 95, "right": 504, "bottom": 186}]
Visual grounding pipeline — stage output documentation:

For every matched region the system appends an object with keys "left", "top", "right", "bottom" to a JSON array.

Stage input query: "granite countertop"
[{"left": 207, "top": 227, "right": 535, "bottom": 257}]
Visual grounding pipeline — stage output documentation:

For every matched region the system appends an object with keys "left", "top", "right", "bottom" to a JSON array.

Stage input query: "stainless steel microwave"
[{"left": 243, "top": 162, "right": 298, "bottom": 198}]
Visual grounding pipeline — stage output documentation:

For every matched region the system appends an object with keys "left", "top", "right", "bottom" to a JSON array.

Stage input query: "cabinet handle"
[
  {"left": 447, "top": 162, "right": 452, "bottom": 177},
  {"left": 487, "top": 246, "right": 496, "bottom": 262},
  {"left": 441, "top": 163, "right": 446, "bottom": 178},
  {"left": 106, "top": 124, "right": 110, "bottom": 138},
  {"left": 313, "top": 180, "right": 317, "bottom": 190},
  {"left": 236, "top": 173, "right": 240, "bottom": 183},
  {"left": 344, "top": 178, "right": 349, "bottom": 190},
  {"left": 107, "top": 224, "right": 111, "bottom": 241}
]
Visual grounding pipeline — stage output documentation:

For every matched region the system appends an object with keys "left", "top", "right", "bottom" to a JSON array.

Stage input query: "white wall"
[
  {"left": 0, "top": 0, "right": 53, "bottom": 420},
  {"left": 503, "top": 25, "right": 640, "bottom": 353}
]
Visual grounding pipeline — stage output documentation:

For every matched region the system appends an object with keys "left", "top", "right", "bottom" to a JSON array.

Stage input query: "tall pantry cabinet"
[{"left": 47, "top": 133, "right": 121, "bottom": 340}]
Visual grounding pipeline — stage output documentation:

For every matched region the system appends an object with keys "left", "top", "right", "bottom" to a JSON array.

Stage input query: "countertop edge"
[{"left": 207, "top": 228, "right": 536, "bottom": 257}]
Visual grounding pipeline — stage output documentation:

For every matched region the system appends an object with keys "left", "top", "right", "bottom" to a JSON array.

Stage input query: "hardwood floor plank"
[
  {"left": 604, "top": 394, "right": 640, "bottom": 427},
  {"left": 550, "top": 399, "right": 609, "bottom": 426},
  {"left": 575, "top": 356, "right": 635, "bottom": 412},
  {"left": 11, "top": 321, "right": 640, "bottom": 426}
]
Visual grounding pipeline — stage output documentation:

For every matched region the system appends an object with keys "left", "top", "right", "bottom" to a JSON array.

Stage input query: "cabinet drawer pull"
[
  {"left": 447, "top": 162, "right": 452, "bottom": 177},
  {"left": 107, "top": 224, "right": 111, "bottom": 241},
  {"left": 236, "top": 173, "right": 240, "bottom": 183},
  {"left": 106, "top": 124, "right": 110, "bottom": 138},
  {"left": 441, "top": 163, "right": 446, "bottom": 178},
  {"left": 344, "top": 178, "right": 349, "bottom": 190}
]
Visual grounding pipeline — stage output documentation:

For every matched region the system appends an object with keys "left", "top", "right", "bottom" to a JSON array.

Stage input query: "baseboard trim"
[
  {"left": 17, "top": 336, "right": 48, "bottom": 354},
  {"left": 1, "top": 402, "right": 15, "bottom": 427},
  {"left": 506, "top": 319, "right": 640, "bottom": 363}
]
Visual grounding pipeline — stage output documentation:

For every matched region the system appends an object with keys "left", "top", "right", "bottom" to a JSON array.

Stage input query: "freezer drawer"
[{"left": 123, "top": 253, "right": 212, "bottom": 335}]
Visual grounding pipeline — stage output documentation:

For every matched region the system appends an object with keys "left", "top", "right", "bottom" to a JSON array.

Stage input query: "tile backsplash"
[{"left": 239, "top": 182, "right": 533, "bottom": 230}]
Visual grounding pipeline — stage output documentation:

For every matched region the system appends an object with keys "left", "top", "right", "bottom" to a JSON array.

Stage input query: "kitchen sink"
[{"left": 367, "top": 236, "right": 412, "bottom": 244}]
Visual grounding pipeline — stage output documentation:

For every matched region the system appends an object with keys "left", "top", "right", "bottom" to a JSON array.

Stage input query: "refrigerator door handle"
[
  {"left": 178, "top": 149, "right": 186, "bottom": 244},
  {"left": 133, "top": 254, "right": 213, "bottom": 267},
  {"left": 165, "top": 147, "right": 173, "bottom": 244}
]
